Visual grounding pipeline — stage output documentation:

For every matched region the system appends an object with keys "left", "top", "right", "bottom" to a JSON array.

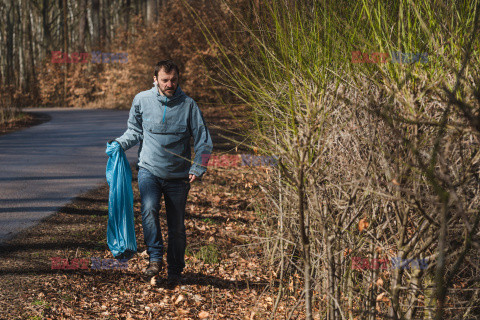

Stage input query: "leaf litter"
[{"left": 0, "top": 157, "right": 303, "bottom": 319}]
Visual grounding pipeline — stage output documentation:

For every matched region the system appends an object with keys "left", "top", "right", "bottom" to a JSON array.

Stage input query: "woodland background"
[{"left": 0, "top": 0, "right": 245, "bottom": 121}]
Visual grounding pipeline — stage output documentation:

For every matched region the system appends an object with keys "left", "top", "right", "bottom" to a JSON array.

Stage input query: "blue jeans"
[{"left": 138, "top": 167, "right": 190, "bottom": 276}]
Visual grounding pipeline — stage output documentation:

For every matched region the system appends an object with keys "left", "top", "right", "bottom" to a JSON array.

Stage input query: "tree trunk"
[
  {"left": 142, "top": 0, "right": 147, "bottom": 23},
  {"left": 90, "top": 0, "right": 100, "bottom": 48},
  {"left": 17, "top": 0, "right": 26, "bottom": 90},
  {"left": 63, "top": 0, "right": 68, "bottom": 108},
  {"left": 99, "top": 0, "right": 107, "bottom": 45},
  {"left": 126, "top": 0, "right": 130, "bottom": 33},
  {"left": 26, "top": 1, "right": 38, "bottom": 99},
  {"left": 78, "top": 0, "right": 87, "bottom": 51},
  {"left": 146, "top": 0, "right": 156, "bottom": 24},
  {"left": 42, "top": 0, "right": 52, "bottom": 55},
  {"left": 434, "top": 201, "right": 448, "bottom": 320},
  {"left": 297, "top": 168, "right": 312, "bottom": 320},
  {"left": 6, "top": 0, "right": 14, "bottom": 85}
]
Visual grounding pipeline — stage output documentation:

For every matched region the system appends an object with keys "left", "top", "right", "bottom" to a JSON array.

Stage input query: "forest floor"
[
  {"left": 0, "top": 111, "right": 50, "bottom": 136},
  {"left": 0, "top": 104, "right": 306, "bottom": 319}
]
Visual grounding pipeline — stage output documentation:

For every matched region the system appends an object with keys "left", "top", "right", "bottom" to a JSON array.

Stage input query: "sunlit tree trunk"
[{"left": 146, "top": 0, "right": 156, "bottom": 24}]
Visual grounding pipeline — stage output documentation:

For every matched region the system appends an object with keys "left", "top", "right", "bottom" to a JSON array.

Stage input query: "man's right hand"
[{"left": 108, "top": 140, "right": 123, "bottom": 150}]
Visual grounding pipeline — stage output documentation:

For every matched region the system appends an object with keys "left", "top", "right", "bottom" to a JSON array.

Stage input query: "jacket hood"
[{"left": 152, "top": 84, "right": 186, "bottom": 104}]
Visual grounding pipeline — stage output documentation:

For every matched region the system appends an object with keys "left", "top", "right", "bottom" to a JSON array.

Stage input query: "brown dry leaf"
[
  {"left": 392, "top": 178, "right": 400, "bottom": 185},
  {"left": 376, "top": 292, "right": 388, "bottom": 302},
  {"left": 150, "top": 276, "right": 157, "bottom": 286},
  {"left": 376, "top": 278, "right": 384, "bottom": 287},
  {"left": 175, "top": 294, "right": 185, "bottom": 305},
  {"left": 176, "top": 308, "right": 189, "bottom": 315},
  {"left": 358, "top": 218, "right": 369, "bottom": 232},
  {"left": 198, "top": 311, "right": 210, "bottom": 319}
]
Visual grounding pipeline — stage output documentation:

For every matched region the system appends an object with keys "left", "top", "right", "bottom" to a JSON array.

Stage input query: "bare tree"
[{"left": 146, "top": 0, "right": 156, "bottom": 24}]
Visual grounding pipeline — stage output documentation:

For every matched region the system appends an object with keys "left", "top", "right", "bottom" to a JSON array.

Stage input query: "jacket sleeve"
[
  {"left": 115, "top": 96, "right": 143, "bottom": 151},
  {"left": 188, "top": 101, "right": 213, "bottom": 177}
]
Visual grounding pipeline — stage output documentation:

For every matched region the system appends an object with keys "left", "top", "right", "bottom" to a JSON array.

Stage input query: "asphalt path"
[{"left": 0, "top": 108, "right": 138, "bottom": 243}]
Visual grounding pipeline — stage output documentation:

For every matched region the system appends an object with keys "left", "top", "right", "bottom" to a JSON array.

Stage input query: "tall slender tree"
[
  {"left": 146, "top": 0, "right": 156, "bottom": 23},
  {"left": 62, "top": 0, "right": 68, "bottom": 107},
  {"left": 90, "top": 0, "right": 100, "bottom": 48},
  {"left": 5, "top": 0, "right": 14, "bottom": 86},
  {"left": 78, "top": 0, "right": 87, "bottom": 51}
]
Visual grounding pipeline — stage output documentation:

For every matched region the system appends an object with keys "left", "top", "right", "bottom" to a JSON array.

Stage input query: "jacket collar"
[{"left": 152, "top": 84, "right": 185, "bottom": 104}]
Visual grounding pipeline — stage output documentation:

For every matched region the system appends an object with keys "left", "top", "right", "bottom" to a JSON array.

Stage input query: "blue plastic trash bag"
[{"left": 105, "top": 141, "right": 137, "bottom": 260}]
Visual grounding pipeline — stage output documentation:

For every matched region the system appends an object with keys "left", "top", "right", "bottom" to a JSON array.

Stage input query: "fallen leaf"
[
  {"left": 358, "top": 218, "right": 369, "bottom": 232},
  {"left": 376, "top": 278, "right": 384, "bottom": 287},
  {"left": 198, "top": 311, "right": 210, "bottom": 319},
  {"left": 376, "top": 292, "right": 388, "bottom": 302},
  {"left": 176, "top": 308, "right": 189, "bottom": 315},
  {"left": 175, "top": 294, "right": 185, "bottom": 305},
  {"left": 150, "top": 276, "right": 157, "bottom": 286}
]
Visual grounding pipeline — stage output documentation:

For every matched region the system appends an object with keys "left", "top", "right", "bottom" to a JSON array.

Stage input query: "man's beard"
[{"left": 161, "top": 87, "right": 176, "bottom": 97}]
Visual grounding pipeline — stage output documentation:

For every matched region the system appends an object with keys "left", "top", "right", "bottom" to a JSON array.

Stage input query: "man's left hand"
[{"left": 189, "top": 174, "right": 197, "bottom": 183}]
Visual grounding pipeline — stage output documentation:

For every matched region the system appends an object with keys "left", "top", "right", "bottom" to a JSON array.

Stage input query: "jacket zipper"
[{"left": 162, "top": 105, "right": 166, "bottom": 123}]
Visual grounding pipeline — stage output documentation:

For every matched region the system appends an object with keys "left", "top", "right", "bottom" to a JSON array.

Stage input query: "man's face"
[{"left": 154, "top": 68, "right": 178, "bottom": 97}]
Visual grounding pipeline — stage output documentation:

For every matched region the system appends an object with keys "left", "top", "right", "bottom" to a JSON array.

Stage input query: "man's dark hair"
[{"left": 154, "top": 60, "right": 180, "bottom": 78}]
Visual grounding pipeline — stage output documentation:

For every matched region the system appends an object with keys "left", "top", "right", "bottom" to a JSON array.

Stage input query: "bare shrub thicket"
[{"left": 200, "top": 0, "right": 480, "bottom": 318}]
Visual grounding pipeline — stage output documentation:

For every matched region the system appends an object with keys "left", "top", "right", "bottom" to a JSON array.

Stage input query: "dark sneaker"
[{"left": 144, "top": 261, "right": 162, "bottom": 278}]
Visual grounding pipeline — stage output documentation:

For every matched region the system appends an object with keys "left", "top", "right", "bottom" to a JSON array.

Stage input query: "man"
[{"left": 111, "top": 60, "right": 213, "bottom": 282}]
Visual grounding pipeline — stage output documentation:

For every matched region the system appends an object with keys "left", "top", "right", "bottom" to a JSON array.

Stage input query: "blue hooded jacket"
[{"left": 115, "top": 85, "right": 213, "bottom": 179}]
